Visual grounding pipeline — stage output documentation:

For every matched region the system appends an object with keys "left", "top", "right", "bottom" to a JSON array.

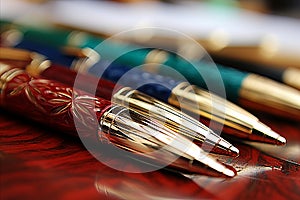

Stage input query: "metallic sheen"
[
  {"left": 240, "top": 74, "right": 300, "bottom": 123},
  {"left": 100, "top": 105, "right": 236, "bottom": 177},
  {"left": 169, "top": 82, "right": 286, "bottom": 145},
  {"left": 112, "top": 87, "right": 239, "bottom": 156},
  {"left": 283, "top": 68, "right": 300, "bottom": 90}
]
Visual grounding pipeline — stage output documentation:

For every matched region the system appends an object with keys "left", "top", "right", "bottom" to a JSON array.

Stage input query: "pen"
[
  {"left": 0, "top": 47, "right": 286, "bottom": 146},
  {"left": 1, "top": 21, "right": 299, "bottom": 121},
  {"left": 210, "top": 55, "right": 300, "bottom": 90},
  {"left": 0, "top": 63, "right": 237, "bottom": 177},
  {"left": 0, "top": 47, "right": 239, "bottom": 157}
]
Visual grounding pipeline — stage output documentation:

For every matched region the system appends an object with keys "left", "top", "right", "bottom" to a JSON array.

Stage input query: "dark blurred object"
[
  {"left": 266, "top": 0, "right": 299, "bottom": 12},
  {"left": 239, "top": 0, "right": 300, "bottom": 18}
]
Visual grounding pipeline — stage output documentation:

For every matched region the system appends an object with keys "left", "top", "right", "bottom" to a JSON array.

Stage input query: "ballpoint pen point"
[
  {"left": 223, "top": 168, "right": 236, "bottom": 177},
  {"left": 277, "top": 136, "right": 287, "bottom": 146},
  {"left": 229, "top": 146, "right": 239, "bottom": 157},
  {"left": 210, "top": 139, "right": 239, "bottom": 157},
  {"left": 252, "top": 122, "right": 286, "bottom": 145}
]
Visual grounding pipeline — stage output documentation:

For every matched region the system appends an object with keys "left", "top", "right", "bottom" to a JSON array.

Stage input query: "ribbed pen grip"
[
  {"left": 0, "top": 65, "right": 112, "bottom": 140},
  {"left": 90, "top": 61, "right": 180, "bottom": 102}
]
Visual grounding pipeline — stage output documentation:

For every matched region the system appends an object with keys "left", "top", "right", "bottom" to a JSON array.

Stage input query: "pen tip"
[
  {"left": 223, "top": 167, "right": 236, "bottom": 177},
  {"left": 229, "top": 146, "right": 239, "bottom": 157},
  {"left": 277, "top": 135, "right": 287, "bottom": 145},
  {"left": 252, "top": 122, "right": 286, "bottom": 145},
  {"left": 209, "top": 138, "right": 239, "bottom": 157}
]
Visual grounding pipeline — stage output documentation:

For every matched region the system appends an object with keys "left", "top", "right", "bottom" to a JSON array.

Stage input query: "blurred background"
[{"left": 1, "top": 0, "right": 300, "bottom": 69}]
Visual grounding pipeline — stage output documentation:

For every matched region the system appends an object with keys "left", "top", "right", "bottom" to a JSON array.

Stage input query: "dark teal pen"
[{"left": 1, "top": 21, "right": 300, "bottom": 122}]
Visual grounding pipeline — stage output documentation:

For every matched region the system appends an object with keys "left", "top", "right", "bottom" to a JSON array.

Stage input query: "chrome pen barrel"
[
  {"left": 111, "top": 87, "right": 238, "bottom": 156},
  {"left": 112, "top": 87, "right": 209, "bottom": 141},
  {"left": 99, "top": 104, "right": 236, "bottom": 177}
]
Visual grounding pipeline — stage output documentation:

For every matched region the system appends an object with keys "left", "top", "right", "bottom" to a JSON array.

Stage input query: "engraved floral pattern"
[
  {"left": 2, "top": 69, "right": 110, "bottom": 128},
  {"left": 9, "top": 78, "right": 50, "bottom": 113},
  {"left": 72, "top": 95, "right": 100, "bottom": 128}
]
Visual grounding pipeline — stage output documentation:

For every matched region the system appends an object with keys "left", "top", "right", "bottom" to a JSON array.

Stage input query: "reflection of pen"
[
  {"left": 1, "top": 21, "right": 299, "bottom": 121},
  {"left": 0, "top": 48, "right": 239, "bottom": 157},
  {"left": 0, "top": 46, "right": 286, "bottom": 146},
  {"left": 0, "top": 63, "right": 236, "bottom": 177},
  {"left": 210, "top": 55, "right": 300, "bottom": 90},
  {"left": 94, "top": 168, "right": 215, "bottom": 199}
]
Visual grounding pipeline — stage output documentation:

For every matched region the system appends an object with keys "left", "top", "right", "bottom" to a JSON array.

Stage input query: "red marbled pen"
[
  {"left": 0, "top": 47, "right": 239, "bottom": 157},
  {"left": 0, "top": 63, "right": 236, "bottom": 177}
]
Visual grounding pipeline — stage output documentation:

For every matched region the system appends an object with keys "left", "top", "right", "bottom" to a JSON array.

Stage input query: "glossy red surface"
[{"left": 1, "top": 109, "right": 300, "bottom": 200}]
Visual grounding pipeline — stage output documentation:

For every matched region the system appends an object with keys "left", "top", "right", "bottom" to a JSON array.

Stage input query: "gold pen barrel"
[
  {"left": 111, "top": 87, "right": 239, "bottom": 156},
  {"left": 168, "top": 82, "right": 286, "bottom": 145},
  {"left": 239, "top": 74, "right": 300, "bottom": 122},
  {"left": 169, "top": 82, "right": 254, "bottom": 135},
  {"left": 282, "top": 68, "right": 300, "bottom": 91}
]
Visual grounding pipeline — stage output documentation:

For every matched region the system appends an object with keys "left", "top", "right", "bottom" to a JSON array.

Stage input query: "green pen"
[{"left": 1, "top": 20, "right": 300, "bottom": 121}]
